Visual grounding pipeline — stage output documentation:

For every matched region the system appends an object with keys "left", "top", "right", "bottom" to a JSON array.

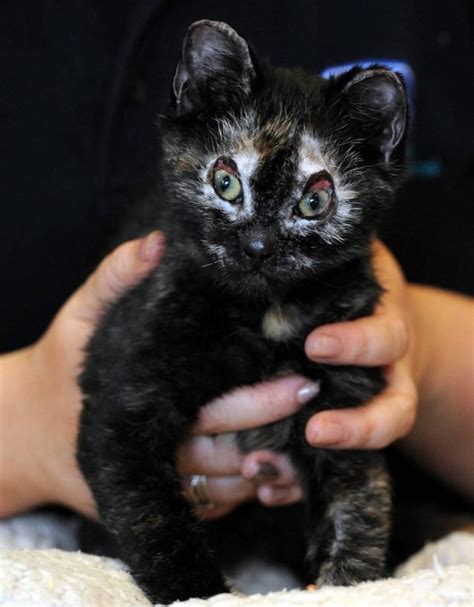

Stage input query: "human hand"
[
  {"left": 304, "top": 240, "right": 418, "bottom": 449},
  {"left": 177, "top": 377, "right": 320, "bottom": 519},
  {"left": 0, "top": 232, "right": 165, "bottom": 518}
]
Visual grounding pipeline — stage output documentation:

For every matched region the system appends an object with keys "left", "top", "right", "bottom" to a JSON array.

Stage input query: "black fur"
[{"left": 78, "top": 20, "right": 408, "bottom": 603}]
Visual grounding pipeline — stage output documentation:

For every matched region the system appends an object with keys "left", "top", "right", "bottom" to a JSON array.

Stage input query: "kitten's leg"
[
  {"left": 78, "top": 404, "right": 228, "bottom": 604},
  {"left": 303, "top": 451, "right": 391, "bottom": 585}
]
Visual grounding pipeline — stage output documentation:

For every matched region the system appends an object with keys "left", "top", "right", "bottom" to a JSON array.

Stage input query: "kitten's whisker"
[{"left": 201, "top": 260, "right": 220, "bottom": 269}]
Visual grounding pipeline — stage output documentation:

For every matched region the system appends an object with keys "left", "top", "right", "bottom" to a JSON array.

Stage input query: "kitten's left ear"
[
  {"left": 340, "top": 68, "right": 408, "bottom": 163},
  {"left": 172, "top": 20, "right": 256, "bottom": 116}
]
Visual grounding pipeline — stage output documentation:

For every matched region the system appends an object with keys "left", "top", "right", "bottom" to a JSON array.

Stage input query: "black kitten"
[{"left": 78, "top": 20, "right": 407, "bottom": 604}]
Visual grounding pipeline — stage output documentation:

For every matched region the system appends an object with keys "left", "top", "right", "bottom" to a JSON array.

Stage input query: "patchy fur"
[{"left": 78, "top": 20, "right": 408, "bottom": 605}]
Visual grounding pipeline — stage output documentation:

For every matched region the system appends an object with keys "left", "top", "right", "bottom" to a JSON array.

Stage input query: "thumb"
[{"left": 65, "top": 231, "right": 165, "bottom": 326}]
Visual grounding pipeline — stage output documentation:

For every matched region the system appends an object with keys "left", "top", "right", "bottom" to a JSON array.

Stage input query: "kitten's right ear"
[
  {"left": 336, "top": 67, "right": 408, "bottom": 164},
  {"left": 172, "top": 20, "right": 256, "bottom": 116}
]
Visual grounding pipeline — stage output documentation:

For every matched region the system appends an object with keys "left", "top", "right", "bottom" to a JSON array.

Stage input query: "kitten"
[{"left": 78, "top": 20, "right": 407, "bottom": 604}]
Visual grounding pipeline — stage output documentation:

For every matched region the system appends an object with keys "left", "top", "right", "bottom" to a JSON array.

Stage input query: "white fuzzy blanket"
[{"left": 1, "top": 512, "right": 473, "bottom": 606}]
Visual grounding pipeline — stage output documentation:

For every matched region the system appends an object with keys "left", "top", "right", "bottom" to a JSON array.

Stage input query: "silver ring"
[{"left": 185, "top": 474, "right": 214, "bottom": 509}]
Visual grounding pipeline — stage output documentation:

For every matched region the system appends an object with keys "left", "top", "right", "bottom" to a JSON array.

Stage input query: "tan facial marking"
[
  {"left": 255, "top": 116, "right": 294, "bottom": 160},
  {"left": 175, "top": 153, "right": 201, "bottom": 173}
]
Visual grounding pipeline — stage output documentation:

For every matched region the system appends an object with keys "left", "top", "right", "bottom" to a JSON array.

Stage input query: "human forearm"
[
  {"left": 0, "top": 346, "right": 44, "bottom": 515},
  {"left": 0, "top": 233, "right": 166, "bottom": 518},
  {"left": 401, "top": 285, "right": 474, "bottom": 499}
]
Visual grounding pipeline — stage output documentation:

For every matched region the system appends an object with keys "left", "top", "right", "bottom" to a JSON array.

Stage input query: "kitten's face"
[{"left": 161, "top": 21, "right": 407, "bottom": 298}]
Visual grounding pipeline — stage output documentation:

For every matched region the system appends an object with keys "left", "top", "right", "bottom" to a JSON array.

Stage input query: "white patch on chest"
[{"left": 262, "top": 304, "right": 301, "bottom": 342}]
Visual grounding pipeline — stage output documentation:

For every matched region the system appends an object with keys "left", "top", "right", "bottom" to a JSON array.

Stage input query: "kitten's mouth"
[
  {"left": 244, "top": 259, "right": 272, "bottom": 274},
  {"left": 231, "top": 263, "right": 286, "bottom": 296},
  {"left": 237, "top": 257, "right": 275, "bottom": 278},
  {"left": 204, "top": 246, "right": 284, "bottom": 295}
]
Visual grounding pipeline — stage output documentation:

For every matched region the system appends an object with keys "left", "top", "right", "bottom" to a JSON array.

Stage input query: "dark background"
[{"left": 2, "top": 0, "right": 473, "bottom": 352}]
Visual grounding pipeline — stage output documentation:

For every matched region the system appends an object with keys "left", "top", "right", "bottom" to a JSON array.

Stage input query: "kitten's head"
[{"left": 160, "top": 20, "right": 407, "bottom": 299}]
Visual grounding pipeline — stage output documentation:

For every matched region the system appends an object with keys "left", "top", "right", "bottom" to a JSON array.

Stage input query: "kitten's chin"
[
  {"left": 217, "top": 269, "right": 289, "bottom": 301},
  {"left": 202, "top": 252, "right": 303, "bottom": 300}
]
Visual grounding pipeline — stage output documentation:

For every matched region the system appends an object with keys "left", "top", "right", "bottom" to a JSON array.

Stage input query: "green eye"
[
  {"left": 297, "top": 188, "right": 332, "bottom": 219},
  {"left": 213, "top": 169, "right": 242, "bottom": 202}
]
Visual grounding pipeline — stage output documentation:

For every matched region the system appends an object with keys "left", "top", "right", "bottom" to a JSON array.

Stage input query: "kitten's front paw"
[
  {"left": 139, "top": 570, "right": 229, "bottom": 605},
  {"left": 316, "top": 556, "right": 385, "bottom": 586}
]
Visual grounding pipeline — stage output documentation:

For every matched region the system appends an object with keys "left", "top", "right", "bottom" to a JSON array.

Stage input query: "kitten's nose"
[{"left": 242, "top": 233, "right": 276, "bottom": 260}]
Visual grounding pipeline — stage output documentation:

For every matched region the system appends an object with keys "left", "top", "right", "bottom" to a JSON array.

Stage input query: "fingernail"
[
  {"left": 309, "top": 421, "right": 348, "bottom": 446},
  {"left": 297, "top": 381, "right": 320, "bottom": 404},
  {"left": 139, "top": 232, "right": 164, "bottom": 263},
  {"left": 254, "top": 462, "right": 279, "bottom": 481},
  {"left": 309, "top": 335, "right": 342, "bottom": 359}
]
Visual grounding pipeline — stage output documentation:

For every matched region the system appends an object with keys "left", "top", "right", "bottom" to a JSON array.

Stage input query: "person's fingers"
[
  {"left": 201, "top": 476, "right": 257, "bottom": 505},
  {"left": 257, "top": 484, "right": 303, "bottom": 506},
  {"left": 66, "top": 231, "right": 165, "bottom": 324},
  {"left": 242, "top": 452, "right": 302, "bottom": 507},
  {"left": 305, "top": 240, "right": 410, "bottom": 368},
  {"left": 182, "top": 473, "right": 256, "bottom": 521},
  {"left": 179, "top": 440, "right": 303, "bottom": 515},
  {"left": 194, "top": 376, "right": 320, "bottom": 435},
  {"left": 240, "top": 451, "right": 298, "bottom": 486},
  {"left": 178, "top": 439, "right": 298, "bottom": 484},
  {"left": 185, "top": 469, "right": 301, "bottom": 517},
  {"left": 177, "top": 434, "right": 243, "bottom": 476},
  {"left": 305, "top": 313, "right": 408, "bottom": 366},
  {"left": 196, "top": 481, "right": 303, "bottom": 518},
  {"left": 196, "top": 503, "right": 237, "bottom": 520},
  {"left": 194, "top": 480, "right": 302, "bottom": 518},
  {"left": 305, "top": 363, "right": 418, "bottom": 449}
]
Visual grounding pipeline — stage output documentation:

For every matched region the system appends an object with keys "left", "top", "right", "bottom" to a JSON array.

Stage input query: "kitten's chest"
[
  {"left": 158, "top": 282, "right": 313, "bottom": 389},
  {"left": 151, "top": 258, "right": 376, "bottom": 402},
  {"left": 232, "top": 304, "right": 320, "bottom": 453},
  {"left": 208, "top": 305, "right": 314, "bottom": 455},
  {"left": 222, "top": 300, "right": 314, "bottom": 376},
  {"left": 260, "top": 303, "right": 306, "bottom": 343}
]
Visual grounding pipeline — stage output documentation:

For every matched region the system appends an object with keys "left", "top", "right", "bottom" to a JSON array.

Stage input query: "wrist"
[
  {"left": 407, "top": 284, "right": 470, "bottom": 408},
  {"left": 0, "top": 341, "right": 97, "bottom": 519},
  {"left": 407, "top": 285, "right": 434, "bottom": 396},
  {"left": 400, "top": 286, "right": 474, "bottom": 498}
]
